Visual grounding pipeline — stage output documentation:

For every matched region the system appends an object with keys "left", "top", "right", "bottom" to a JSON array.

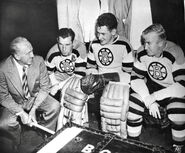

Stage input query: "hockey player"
[
  {"left": 86, "top": 13, "right": 134, "bottom": 84},
  {"left": 83, "top": 13, "right": 134, "bottom": 137},
  {"left": 45, "top": 28, "right": 86, "bottom": 96},
  {"left": 45, "top": 28, "right": 88, "bottom": 129},
  {"left": 127, "top": 23, "right": 185, "bottom": 153}
]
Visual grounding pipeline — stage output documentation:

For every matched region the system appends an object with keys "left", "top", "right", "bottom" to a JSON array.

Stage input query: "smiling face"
[
  {"left": 142, "top": 32, "right": 164, "bottom": 57},
  {"left": 96, "top": 26, "right": 116, "bottom": 45},
  {"left": 58, "top": 36, "right": 73, "bottom": 56},
  {"left": 14, "top": 39, "right": 34, "bottom": 66}
]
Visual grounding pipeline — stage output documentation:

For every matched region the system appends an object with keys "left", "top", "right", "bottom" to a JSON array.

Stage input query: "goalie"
[{"left": 82, "top": 13, "right": 134, "bottom": 138}]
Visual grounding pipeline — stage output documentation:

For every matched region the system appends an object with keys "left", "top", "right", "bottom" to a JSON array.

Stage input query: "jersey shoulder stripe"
[
  {"left": 163, "top": 51, "right": 175, "bottom": 64},
  {"left": 91, "top": 39, "right": 100, "bottom": 45},
  {"left": 72, "top": 49, "right": 80, "bottom": 57},
  {"left": 114, "top": 40, "right": 132, "bottom": 53},
  {"left": 137, "top": 50, "right": 147, "bottom": 62},
  {"left": 48, "top": 51, "right": 61, "bottom": 63}
]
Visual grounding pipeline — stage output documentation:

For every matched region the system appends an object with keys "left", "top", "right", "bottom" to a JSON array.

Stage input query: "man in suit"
[{"left": 0, "top": 37, "right": 61, "bottom": 152}]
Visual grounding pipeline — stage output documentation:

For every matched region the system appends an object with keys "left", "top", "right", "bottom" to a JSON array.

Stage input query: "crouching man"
[{"left": 0, "top": 37, "right": 60, "bottom": 152}]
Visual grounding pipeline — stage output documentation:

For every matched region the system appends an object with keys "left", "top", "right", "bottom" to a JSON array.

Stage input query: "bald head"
[
  {"left": 10, "top": 37, "right": 34, "bottom": 65},
  {"left": 10, "top": 37, "right": 32, "bottom": 55}
]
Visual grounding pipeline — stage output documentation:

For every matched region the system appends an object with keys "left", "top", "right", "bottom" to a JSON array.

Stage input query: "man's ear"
[
  {"left": 14, "top": 53, "right": 20, "bottom": 60},
  {"left": 158, "top": 40, "right": 165, "bottom": 48},
  {"left": 111, "top": 29, "right": 117, "bottom": 36}
]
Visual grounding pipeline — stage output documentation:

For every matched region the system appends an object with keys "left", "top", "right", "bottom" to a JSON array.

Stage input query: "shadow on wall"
[{"left": 0, "top": 0, "right": 58, "bottom": 61}]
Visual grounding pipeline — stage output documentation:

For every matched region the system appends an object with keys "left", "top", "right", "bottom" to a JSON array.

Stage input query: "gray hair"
[
  {"left": 10, "top": 37, "right": 29, "bottom": 55},
  {"left": 141, "top": 23, "right": 166, "bottom": 45},
  {"left": 142, "top": 23, "right": 166, "bottom": 40}
]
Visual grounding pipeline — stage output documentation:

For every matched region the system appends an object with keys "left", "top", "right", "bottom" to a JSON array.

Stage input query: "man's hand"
[
  {"left": 28, "top": 106, "right": 37, "bottom": 126},
  {"left": 149, "top": 102, "right": 161, "bottom": 119},
  {"left": 144, "top": 94, "right": 156, "bottom": 108},
  {"left": 18, "top": 109, "right": 37, "bottom": 126},
  {"left": 18, "top": 111, "right": 29, "bottom": 125}
]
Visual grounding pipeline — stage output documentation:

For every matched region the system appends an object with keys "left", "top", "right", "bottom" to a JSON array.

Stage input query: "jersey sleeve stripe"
[
  {"left": 74, "top": 71, "right": 86, "bottom": 76},
  {"left": 87, "top": 58, "right": 96, "bottom": 65},
  {"left": 173, "top": 69, "right": 185, "bottom": 78},
  {"left": 178, "top": 80, "right": 185, "bottom": 87},
  {"left": 46, "top": 66, "right": 56, "bottom": 71},
  {"left": 132, "top": 67, "right": 147, "bottom": 78},
  {"left": 122, "top": 62, "right": 133, "bottom": 68},
  {"left": 75, "top": 62, "right": 86, "bottom": 67},
  {"left": 131, "top": 75, "right": 140, "bottom": 81}
]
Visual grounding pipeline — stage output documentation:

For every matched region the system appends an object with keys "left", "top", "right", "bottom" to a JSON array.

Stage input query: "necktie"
[{"left": 22, "top": 66, "right": 30, "bottom": 99}]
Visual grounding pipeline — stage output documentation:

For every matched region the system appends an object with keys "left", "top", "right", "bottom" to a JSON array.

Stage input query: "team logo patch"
[
  {"left": 59, "top": 59, "right": 75, "bottom": 74},
  {"left": 98, "top": 48, "right": 113, "bottom": 66},
  {"left": 148, "top": 62, "right": 167, "bottom": 80}
]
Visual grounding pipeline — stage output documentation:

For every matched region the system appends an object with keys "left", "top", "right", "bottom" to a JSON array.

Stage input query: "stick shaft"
[{"left": 32, "top": 123, "right": 55, "bottom": 135}]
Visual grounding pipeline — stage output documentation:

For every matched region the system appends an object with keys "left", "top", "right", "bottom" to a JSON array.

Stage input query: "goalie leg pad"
[
  {"left": 100, "top": 82, "right": 130, "bottom": 138},
  {"left": 59, "top": 75, "right": 88, "bottom": 128},
  {"left": 63, "top": 76, "right": 88, "bottom": 112},
  {"left": 104, "top": 118, "right": 121, "bottom": 125},
  {"left": 64, "top": 89, "right": 88, "bottom": 106},
  {"left": 100, "top": 97, "right": 124, "bottom": 107}
]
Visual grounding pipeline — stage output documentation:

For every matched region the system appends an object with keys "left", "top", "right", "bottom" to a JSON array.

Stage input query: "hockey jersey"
[
  {"left": 87, "top": 35, "right": 134, "bottom": 84},
  {"left": 45, "top": 48, "right": 86, "bottom": 82},
  {"left": 131, "top": 43, "right": 185, "bottom": 101}
]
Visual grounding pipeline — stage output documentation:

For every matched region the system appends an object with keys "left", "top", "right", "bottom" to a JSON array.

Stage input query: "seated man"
[
  {"left": 86, "top": 13, "right": 134, "bottom": 83},
  {"left": 83, "top": 13, "right": 134, "bottom": 136},
  {"left": 0, "top": 37, "right": 61, "bottom": 152},
  {"left": 127, "top": 23, "right": 185, "bottom": 153},
  {"left": 45, "top": 28, "right": 87, "bottom": 96},
  {"left": 45, "top": 28, "right": 88, "bottom": 129}
]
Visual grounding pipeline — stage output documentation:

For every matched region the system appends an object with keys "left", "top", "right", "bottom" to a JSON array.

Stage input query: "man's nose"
[
  {"left": 30, "top": 51, "right": 34, "bottom": 57},
  {"left": 98, "top": 34, "right": 103, "bottom": 40},
  {"left": 144, "top": 43, "right": 149, "bottom": 50},
  {"left": 62, "top": 45, "right": 66, "bottom": 51}
]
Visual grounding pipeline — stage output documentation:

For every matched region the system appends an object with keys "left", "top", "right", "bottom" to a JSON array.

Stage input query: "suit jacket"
[{"left": 0, "top": 55, "right": 51, "bottom": 115}]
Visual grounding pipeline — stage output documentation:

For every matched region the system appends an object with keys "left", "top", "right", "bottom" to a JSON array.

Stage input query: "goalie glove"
[{"left": 80, "top": 72, "right": 120, "bottom": 95}]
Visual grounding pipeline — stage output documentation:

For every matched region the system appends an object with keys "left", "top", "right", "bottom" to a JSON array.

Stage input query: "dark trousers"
[{"left": 0, "top": 95, "right": 60, "bottom": 149}]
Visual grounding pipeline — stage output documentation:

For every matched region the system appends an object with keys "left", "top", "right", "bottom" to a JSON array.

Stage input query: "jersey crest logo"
[
  {"left": 98, "top": 48, "right": 113, "bottom": 66},
  {"left": 148, "top": 62, "right": 167, "bottom": 80},
  {"left": 59, "top": 59, "right": 75, "bottom": 75}
]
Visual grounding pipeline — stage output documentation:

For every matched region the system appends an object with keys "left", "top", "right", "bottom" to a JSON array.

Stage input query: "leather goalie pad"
[
  {"left": 100, "top": 82, "right": 130, "bottom": 138},
  {"left": 57, "top": 75, "right": 89, "bottom": 130}
]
